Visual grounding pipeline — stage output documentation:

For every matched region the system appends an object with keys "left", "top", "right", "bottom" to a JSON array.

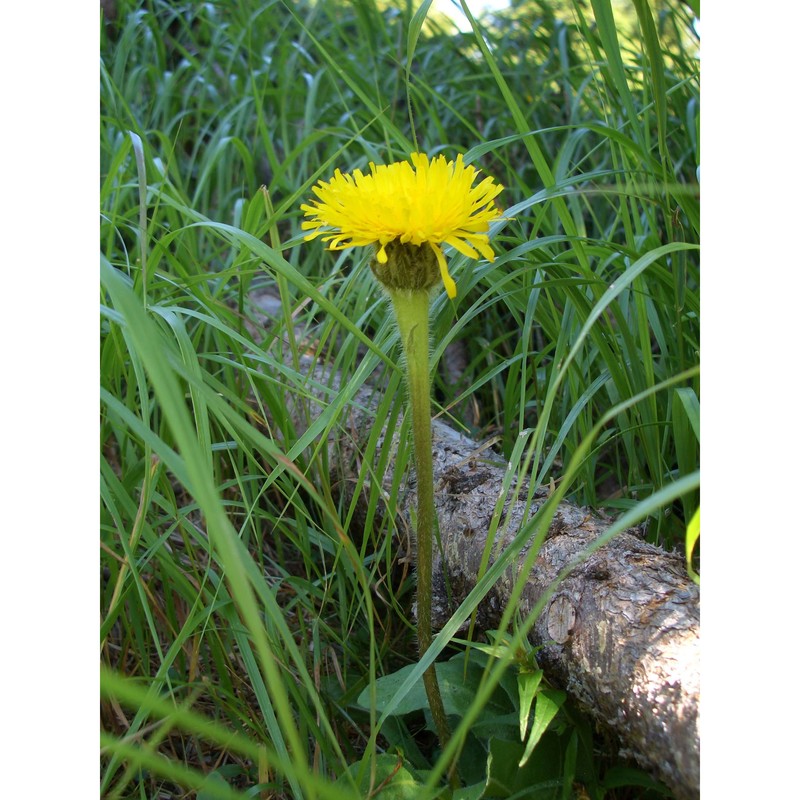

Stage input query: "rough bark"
[
  {"left": 250, "top": 293, "right": 699, "bottom": 799},
  {"left": 426, "top": 418, "right": 700, "bottom": 800}
]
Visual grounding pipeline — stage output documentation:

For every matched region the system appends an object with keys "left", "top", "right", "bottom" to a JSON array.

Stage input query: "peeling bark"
[{"left": 252, "top": 296, "right": 699, "bottom": 799}]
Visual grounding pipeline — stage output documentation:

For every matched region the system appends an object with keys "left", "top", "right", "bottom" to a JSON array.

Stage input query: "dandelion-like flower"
[{"left": 301, "top": 152, "right": 503, "bottom": 298}]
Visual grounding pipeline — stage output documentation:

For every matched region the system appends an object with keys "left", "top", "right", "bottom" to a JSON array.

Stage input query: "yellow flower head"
[{"left": 301, "top": 152, "right": 503, "bottom": 298}]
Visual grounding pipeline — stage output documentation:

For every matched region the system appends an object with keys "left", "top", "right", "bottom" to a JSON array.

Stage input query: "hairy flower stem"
[{"left": 389, "top": 288, "right": 456, "bottom": 779}]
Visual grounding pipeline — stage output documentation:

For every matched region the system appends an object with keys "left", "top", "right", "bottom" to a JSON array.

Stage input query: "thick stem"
[{"left": 389, "top": 288, "right": 454, "bottom": 759}]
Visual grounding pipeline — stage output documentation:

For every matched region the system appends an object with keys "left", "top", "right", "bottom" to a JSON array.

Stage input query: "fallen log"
[
  {"left": 425, "top": 421, "right": 700, "bottom": 800},
  {"left": 251, "top": 292, "right": 700, "bottom": 799}
]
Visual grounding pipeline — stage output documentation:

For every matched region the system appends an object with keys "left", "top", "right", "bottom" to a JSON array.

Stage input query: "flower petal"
[{"left": 431, "top": 243, "right": 457, "bottom": 299}]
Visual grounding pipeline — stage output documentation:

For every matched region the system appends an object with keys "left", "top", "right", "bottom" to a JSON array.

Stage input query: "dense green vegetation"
[{"left": 100, "top": 1, "right": 699, "bottom": 797}]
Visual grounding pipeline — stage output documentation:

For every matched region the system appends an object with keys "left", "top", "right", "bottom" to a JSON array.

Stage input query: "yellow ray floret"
[{"left": 301, "top": 152, "right": 503, "bottom": 298}]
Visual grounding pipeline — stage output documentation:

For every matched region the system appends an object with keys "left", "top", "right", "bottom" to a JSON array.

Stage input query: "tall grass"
[{"left": 100, "top": 1, "right": 699, "bottom": 797}]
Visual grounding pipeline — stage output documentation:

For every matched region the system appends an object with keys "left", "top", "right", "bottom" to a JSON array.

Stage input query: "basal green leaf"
[{"left": 519, "top": 690, "right": 566, "bottom": 768}]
